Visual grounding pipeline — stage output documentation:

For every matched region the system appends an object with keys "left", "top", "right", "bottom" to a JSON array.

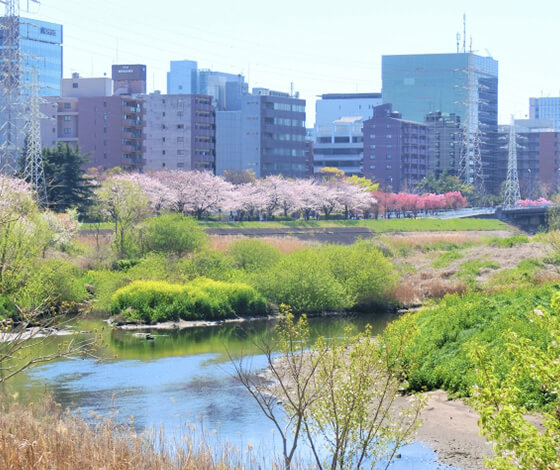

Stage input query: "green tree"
[
  {"left": 234, "top": 307, "right": 424, "bottom": 470},
  {"left": 96, "top": 177, "right": 150, "bottom": 258},
  {"left": 416, "top": 171, "right": 474, "bottom": 199},
  {"left": 139, "top": 213, "right": 207, "bottom": 256},
  {"left": 42, "top": 143, "right": 96, "bottom": 213}
]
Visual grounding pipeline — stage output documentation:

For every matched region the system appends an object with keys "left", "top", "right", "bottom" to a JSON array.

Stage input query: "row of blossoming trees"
[{"left": 97, "top": 170, "right": 470, "bottom": 220}]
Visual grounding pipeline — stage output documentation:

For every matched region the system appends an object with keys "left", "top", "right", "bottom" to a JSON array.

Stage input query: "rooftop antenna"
[
  {"left": 456, "top": 32, "right": 460, "bottom": 53},
  {"left": 469, "top": 36, "right": 473, "bottom": 53},
  {"left": 463, "top": 13, "right": 467, "bottom": 53}
]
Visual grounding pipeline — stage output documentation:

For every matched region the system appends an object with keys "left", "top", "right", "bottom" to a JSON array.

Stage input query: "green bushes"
[
  {"left": 110, "top": 278, "right": 268, "bottom": 323},
  {"left": 255, "top": 241, "right": 396, "bottom": 313},
  {"left": 384, "top": 284, "right": 558, "bottom": 402},
  {"left": 228, "top": 239, "right": 282, "bottom": 272},
  {"left": 487, "top": 234, "right": 529, "bottom": 248},
  {"left": 256, "top": 249, "right": 351, "bottom": 313},
  {"left": 139, "top": 214, "right": 207, "bottom": 256}
]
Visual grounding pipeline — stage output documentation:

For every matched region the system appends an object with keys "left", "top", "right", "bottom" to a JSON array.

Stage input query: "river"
[{"left": 9, "top": 313, "right": 455, "bottom": 469}]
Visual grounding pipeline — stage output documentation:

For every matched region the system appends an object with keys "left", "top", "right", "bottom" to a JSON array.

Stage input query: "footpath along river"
[{"left": 10, "top": 313, "right": 457, "bottom": 469}]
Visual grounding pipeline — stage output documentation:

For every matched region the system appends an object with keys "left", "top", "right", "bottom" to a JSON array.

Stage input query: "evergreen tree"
[{"left": 42, "top": 143, "right": 96, "bottom": 213}]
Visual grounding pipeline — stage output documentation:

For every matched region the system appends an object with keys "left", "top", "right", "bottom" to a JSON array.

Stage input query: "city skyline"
[{"left": 19, "top": 0, "right": 560, "bottom": 125}]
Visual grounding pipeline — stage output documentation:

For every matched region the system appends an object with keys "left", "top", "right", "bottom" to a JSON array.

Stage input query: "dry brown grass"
[
  {"left": 393, "top": 272, "right": 468, "bottom": 306},
  {"left": 0, "top": 398, "right": 271, "bottom": 470},
  {"left": 209, "top": 235, "right": 310, "bottom": 254}
]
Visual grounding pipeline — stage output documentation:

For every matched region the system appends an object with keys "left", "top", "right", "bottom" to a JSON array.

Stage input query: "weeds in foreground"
[{"left": 0, "top": 397, "right": 279, "bottom": 470}]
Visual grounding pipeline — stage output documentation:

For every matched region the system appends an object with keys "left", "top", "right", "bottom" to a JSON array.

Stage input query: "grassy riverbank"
[{"left": 80, "top": 217, "right": 509, "bottom": 233}]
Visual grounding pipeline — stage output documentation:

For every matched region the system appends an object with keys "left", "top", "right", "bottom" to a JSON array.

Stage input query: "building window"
[
  {"left": 177, "top": 111, "right": 184, "bottom": 117},
  {"left": 162, "top": 137, "right": 166, "bottom": 142},
  {"left": 177, "top": 137, "right": 184, "bottom": 143},
  {"left": 177, "top": 150, "right": 185, "bottom": 156},
  {"left": 386, "top": 164, "right": 392, "bottom": 169},
  {"left": 64, "top": 128, "right": 71, "bottom": 135},
  {"left": 369, "top": 165, "right": 375, "bottom": 169},
  {"left": 162, "top": 150, "right": 166, "bottom": 155},
  {"left": 103, "top": 127, "right": 107, "bottom": 133},
  {"left": 103, "top": 101, "right": 107, "bottom": 107},
  {"left": 369, "top": 144, "right": 376, "bottom": 149},
  {"left": 386, "top": 154, "right": 392, "bottom": 159},
  {"left": 64, "top": 103, "right": 71, "bottom": 109},
  {"left": 386, "top": 134, "right": 392, "bottom": 139},
  {"left": 72, "top": 83, "right": 78, "bottom": 88},
  {"left": 177, "top": 124, "right": 184, "bottom": 129},
  {"left": 103, "top": 153, "right": 107, "bottom": 159},
  {"left": 64, "top": 116, "right": 71, "bottom": 122}
]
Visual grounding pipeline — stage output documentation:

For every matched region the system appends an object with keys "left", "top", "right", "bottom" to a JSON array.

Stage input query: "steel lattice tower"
[
  {"left": 23, "top": 68, "right": 47, "bottom": 205},
  {"left": 503, "top": 116, "right": 521, "bottom": 208},
  {"left": 458, "top": 54, "right": 484, "bottom": 194},
  {"left": 0, "top": 0, "right": 23, "bottom": 174}
]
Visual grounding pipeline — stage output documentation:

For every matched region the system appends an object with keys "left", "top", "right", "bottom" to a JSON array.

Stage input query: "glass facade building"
[
  {"left": 530, "top": 97, "right": 560, "bottom": 131},
  {"left": 19, "top": 18, "right": 63, "bottom": 96},
  {"left": 382, "top": 53, "right": 500, "bottom": 192}
]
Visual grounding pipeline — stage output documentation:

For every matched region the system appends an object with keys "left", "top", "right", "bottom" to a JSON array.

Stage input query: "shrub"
[
  {"left": 256, "top": 249, "right": 351, "bottom": 313},
  {"left": 110, "top": 278, "right": 268, "bottom": 323},
  {"left": 140, "top": 214, "right": 207, "bottom": 256},
  {"left": 180, "top": 250, "right": 236, "bottom": 281},
  {"left": 18, "top": 259, "right": 89, "bottom": 311},
  {"left": 320, "top": 240, "right": 397, "bottom": 307},
  {"left": 83, "top": 270, "right": 129, "bottom": 313},
  {"left": 227, "top": 239, "right": 282, "bottom": 272}
]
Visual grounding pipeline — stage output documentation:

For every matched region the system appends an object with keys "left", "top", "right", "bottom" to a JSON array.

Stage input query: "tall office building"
[
  {"left": 313, "top": 117, "right": 364, "bottom": 176},
  {"left": 529, "top": 98, "right": 560, "bottom": 131},
  {"left": 315, "top": 93, "right": 382, "bottom": 127},
  {"left": 167, "top": 60, "right": 247, "bottom": 111},
  {"left": 382, "top": 53, "right": 498, "bottom": 192},
  {"left": 0, "top": 16, "right": 62, "bottom": 170},
  {"left": 216, "top": 88, "right": 307, "bottom": 178}
]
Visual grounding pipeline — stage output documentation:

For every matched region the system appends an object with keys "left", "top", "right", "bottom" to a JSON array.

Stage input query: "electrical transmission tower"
[
  {"left": 458, "top": 55, "right": 484, "bottom": 194},
  {"left": 0, "top": 0, "right": 23, "bottom": 174},
  {"left": 0, "top": 0, "right": 47, "bottom": 205},
  {"left": 503, "top": 116, "right": 521, "bottom": 208},
  {"left": 23, "top": 68, "right": 47, "bottom": 205}
]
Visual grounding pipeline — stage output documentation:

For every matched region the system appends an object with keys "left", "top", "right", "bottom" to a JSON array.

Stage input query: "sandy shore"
[{"left": 410, "top": 390, "right": 493, "bottom": 470}]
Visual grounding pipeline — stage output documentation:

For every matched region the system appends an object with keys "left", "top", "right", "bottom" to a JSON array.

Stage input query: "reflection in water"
[{"left": 17, "top": 312, "right": 455, "bottom": 469}]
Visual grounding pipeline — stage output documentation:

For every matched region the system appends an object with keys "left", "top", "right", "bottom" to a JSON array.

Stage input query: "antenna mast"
[
  {"left": 503, "top": 116, "right": 521, "bottom": 208},
  {"left": 463, "top": 13, "right": 467, "bottom": 53}
]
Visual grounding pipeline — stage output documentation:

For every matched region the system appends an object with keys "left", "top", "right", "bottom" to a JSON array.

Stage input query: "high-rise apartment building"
[
  {"left": 143, "top": 93, "right": 215, "bottom": 172},
  {"left": 382, "top": 53, "right": 498, "bottom": 191},
  {"left": 216, "top": 88, "right": 308, "bottom": 178},
  {"left": 529, "top": 98, "right": 560, "bottom": 131},
  {"left": 363, "top": 104, "right": 429, "bottom": 192},
  {"left": 41, "top": 74, "right": 144, "bottom": 172},
  {"left": 424, "top": 111, "right": 462, "bottom": 178}
]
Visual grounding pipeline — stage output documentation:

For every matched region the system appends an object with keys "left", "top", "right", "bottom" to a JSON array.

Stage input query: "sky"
[{"left": 21, "top": 0, "right": 560, "bottom": 125}]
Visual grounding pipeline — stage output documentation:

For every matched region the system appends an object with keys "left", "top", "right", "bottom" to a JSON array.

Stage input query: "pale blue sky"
[{"left": 22, "top": 0, "right": 560, "bottom": 124}]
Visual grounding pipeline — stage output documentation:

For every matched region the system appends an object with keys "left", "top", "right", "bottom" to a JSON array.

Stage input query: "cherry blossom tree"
[{"left": 294, "top": 179, "right": 323, "bottom": 220}]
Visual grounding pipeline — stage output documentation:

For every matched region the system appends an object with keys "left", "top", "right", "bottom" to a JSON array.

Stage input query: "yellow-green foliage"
[{"left": 110, "top": 278, "right": 268, "bottom": 323}]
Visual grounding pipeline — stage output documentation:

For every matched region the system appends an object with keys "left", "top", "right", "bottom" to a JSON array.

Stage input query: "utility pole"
[{"left": 503, "top": 116, "right": 521, "bottom": 208}]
